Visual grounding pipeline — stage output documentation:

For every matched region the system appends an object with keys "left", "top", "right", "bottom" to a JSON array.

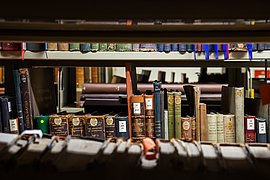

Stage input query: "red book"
[{"left": 244, "top": 115, "right": 256, "bottom": 143}]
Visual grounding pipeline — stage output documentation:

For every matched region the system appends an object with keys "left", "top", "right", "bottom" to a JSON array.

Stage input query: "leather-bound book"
[
  {"left": 2, "top": 42, "right": 20, "bottom": 50},
  {"left": 216, "top": 113, "right": 225, "bottom": 143},
  {"left": 116, "top": 44, "right": 132, "bottom": 51},
  {"left": 171, "top": 44, "right": 178, "bottom": 51},
  {"left": 163, "top": 88, "right": 169, "bottom": 140},
  {"left": 181, "top": 117, "right": 192, "bottom": 141},
  {"left": 244, "top": 115, "right": 256, "bottom": 143},
  {"left": 144, "top": 93, "right": 155, "bottom": 138},
  {"left": 256, "top": 117, "right": 268, "bottom": 143},
  {"left": 35, "top": 115, "right": 49, "bottom": 134},
  {"left": 130, "top": 95, "right": 146, "bottom": 141},
  {"left": 57, "top": 43, "right": 69, "bottom": 51},
  {"left": 139, "top": 44, "right": 157, "bottom": 52},
  {"left": 69, "top": 114, "right": 85, "bottom": 137},
  {"left": 26, "top": 43, "right": 48, "bottom": 51},
  {"left": 69, "top": 43, "right": 80, "bottom": 51},
  {"left": 167, "top": 90, "right": 175, "bottom": 139},
  {"left": 194, "top": 86, "right": 200, "bottom": 141},
  {"left": 80, "top": 43, "right": 91, "bottom": 52},
  {"left": 153, "top": 81, "right": 162, "bottom": 138},
  {"left": 207, "top": 113, "right": 217, "bottom": 143},
  {"left": 223, "top": 114, "right": 236, "bottom": 143},
  {"left": 76, "top": 67, "right": 84, "bottom": 88},
  {"left": 174, "top": 91, "right": 182, "bottom": 139},
  {"left": 85, "top": 114, "right": 105, "bottom": 140},
  {"left": 196, "top": 44, "right": 202, "bottom": 52},
  {"left": 107, "top": 43, "right": 116, "bottom": 51},
  {"left": 200, "top": 103, "right": 208, "bottom": 141},
  {"left": 49, "top": 114, "right": 70, "bottom": 136},
  {"left": 19, "top": 68, "right": 34, "bottom": 130},
  {"left": 91, "top": 43, "right": 99, "bottom": 52},
  {"left": 99, "top": 43, "right": 108, "bottom": 51},
  {"left": 104, "top": 113, "right": 117, "bottom": 139},
  {"left": 0, "top": 97, "right": 10, "bottom": 133},
  {"left": 115, "top": 114, "right": 129, "bottom": 138},
  {"left": 48, "top": 42, "right": 58, "bottom": 51},
  {"left": 234, "top": 87, "right": 245, "bottom": 143},
  {"left": 91, "top": 67, "right": 99, "bottom": 83},
  {"left": 264, "top": 43, "right": 270, "bottom": 50},
  {"left": 183, "top": 85, "right": 195, "bottom": 117}
]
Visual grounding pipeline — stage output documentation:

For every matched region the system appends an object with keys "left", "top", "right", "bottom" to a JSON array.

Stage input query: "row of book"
[{"left": 2, "top": 42, "right": 270, "bottom": 53}]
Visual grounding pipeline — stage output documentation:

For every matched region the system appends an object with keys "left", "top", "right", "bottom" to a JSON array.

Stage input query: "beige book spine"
[
  {"left": 223, "top": 114, "right": 236, "bottom": 143},
  {"left": 200, "top": 103, "right": 208, "bottom": 141},
  {"left": 216, "top": 113, "right": 225, "bottom": 143},
  {"left": 194, "top": 87, "right": 201, "bottom": 141},
  {"left": 207, "top": 113, "right": 217, "bottom": 143},
  {"left": 234, "top": 87, "right": 245, "bottom": 143}
]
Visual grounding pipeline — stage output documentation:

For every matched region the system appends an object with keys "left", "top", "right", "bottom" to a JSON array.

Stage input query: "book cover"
[
  {"left": 216, "top": 113, "right": 225, "bottom": 143},
  {"left": 200, "top": 103, "right": 208, "bottom": 141},
  {"left": 256, "top": 117, "right": 268, "bottom": 143},
  {"left": 0, "top": 97, "right": 10, "bottom": 133},
  {"left": 160, "top": 88, "right": 165, "bottom": 138},
  {"left": 115, "top": 115, "right": 129, "bottom": 138},
  {"left": 144, "top": 94, "right": 155, "bottom": 138},
  {"left": 174, "top": 91, "right": 182, "bottom": 139},
  {"left": 130, "top": 95, "right": 146, "bottom": 141},
  {"left": 181, "top": 117, "right": 192, "bottom": 141},
  {"left": 244, "top": 115, "right": 256, "bottom": 143},
  {"left": 49, "top": 114, "right": 70, "bottom": 136},
  {"left": 167, "top": 90, "right": 175, "bottom": 139},
  {"left": 35, "top": 115, "right": 49, "bottom": 134},
  {"left": 104, "top": 114, "right": 117, "bottom": 138},
  {"left": 69, "top": 115, "right": 85, "bottom": 137},
  {"left": 234, "top": 87, "right": 245, "bottom": 143},
  {"left": 57, "top": 43, "right": 69, "bottom": 51},
  {"left": 76, "top": 67, "right": 84, "bottom": 88},
  {"left": 207, "top": 113, "right": 217, "bottom": 143},
  {"left": 85, "top": 114, "right": 105, "bottom": 140},
  {"left": 223, "top": 114, "right": 236, "bottom": 143}
]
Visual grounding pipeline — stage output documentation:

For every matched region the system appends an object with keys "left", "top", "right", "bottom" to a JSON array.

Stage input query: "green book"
[
  {"left": 91, "top": 43, "right": 99, "bottom": 52},
  {"left": 99, "top": 43, "right": 108, "bottom": 51},
  {"left": 174, "top": 91, "right": 182, "bottom": 139},
  {"left": 167, "top": 91, "right": 175, "bottom": 139},
  {"left": 35, "top": 116, "right": 49, "bottom": 134},
  {"left": 69, "top": 43, "right": 80, "bottom": 51},
  {"left": 116, "top": 43, "right": 132, "bottom": 51}
]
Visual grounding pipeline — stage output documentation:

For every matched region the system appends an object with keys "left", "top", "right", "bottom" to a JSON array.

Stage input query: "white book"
[{"left": 207, "top": 113, "right": 217, "bottom": 143}]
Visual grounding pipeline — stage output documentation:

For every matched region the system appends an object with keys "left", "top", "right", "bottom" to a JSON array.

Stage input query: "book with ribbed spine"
[
  {"left": 244, "top": 115, "right": 256, "bottom": 143},
  {"left": 153, "top": 81, "right": 161, "bottom": 138},
  {"left": 85, "top": 114, "right": 105, "bottom": 140},
  {"left": 174, "top": 91, "right": 182, "bottom": 139},
  {"left": 130, "top": 95, "right": 146, "bottom": 141},
  {"left": 194, "top": 87, "right": 201, "bottom": 141},
  {"left": 223, "top": 114, "right": 236, "bottom": 143},
  {"left": 207, "top": 113, "right": 217, "bottom": 143},
  {"left": 167, "top": 90, "right": 175, "bottom": 139},
  {"left": 144, "top": 93, "right": 155, "bottom": 138},
  {"left": 200, "top": 103, "right": 207, "bottom": 141},
  {"left": 216, "top": 113, "right": 225, "bottom": 143}
]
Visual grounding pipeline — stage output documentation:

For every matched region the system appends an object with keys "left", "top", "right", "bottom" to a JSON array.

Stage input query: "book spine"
[
  {"left": 131, "top": 95, "right": 146, "bottom": 141},
  {"left": 194, "top": 87, "right": 201, "bottom": 141},
  {"left": 57, "top": 43, "right": 69, "bottom": 51},
  {"left": 69, "top": 43, "right": 80, "bottom": 51},
  {"left": 167, "top": 91, "right": 175, "bottom": 138},
  {"left": 76, "top": 67, "right": 84, "bottom": 88},
  {"left": 153, "top": 81, "right": 161, "bottom": 138},
  {"left": 69, "top": 115, "right": 85, "bottom": 137},
  {"left": 91, "top": 43, "right": 100, "bottom": 52},
  {"left": 19, "top": 68, "right": 34, "bottom": 130},
  {"left": 35, "top": 115, "right": 49, "bottom": 134},
  {"left": 207, "top": 114, "right": 217, "bottom": 143},
  {"left": 160, "top": 89, "right": 165, "bottom": 138},
  {"left": 234, "top": 87, "right": 245, "bottom": 143},
  {"left": 191, "top": 116, "right": 196, "bottom": 140},
  {"left": 48, "top": 42, "right": 58, "bottom": 51},
  {"left": 0, "top": 103, "right": 2, "bottom": 132},
  {"left": 174, "top": 91, "right": 182, "bottom": 139},
  {"left": 85, "top": 115, "right": 105, "bottom": 140},
  {"left": 181, "top": 117, "right": 192, "bottom": 141},
  {"left": 107, "top": 43, "right": 117, "bottom": 51},
  {"left": 200, "top": 103, "right": 208, "bottom": 141},
  {"left": 144, "top": 94, "right": 155, "bottom": 138},
  {"left": 244, "top": 115, "right": 256, "bottom": 143},
  {"left": 164, "top": 110, "right": 169, "bottom": 140},
  {"left": 0, "top": 97, "right": 10, "bottom": 133},
  {"left": 99, "top": 43, "right": 108, "bottom": 51},
  {"left": 80, "top": 43, "right": 91, "bottom": 52},
  {"left": 115, "top": 116, "right": 129, "bottom": 138},
  {"left": 224, "top": 114, "right": 236, "bottom": 143},
  {"left": 216, "top": 114, "right": 225, "bottom": 143},
  {"left": 49, "top": 115, "right": 69, "bottom": 136},
  {"left": 105, "top": 115, "right": 116, "bottom": 138},
  {"left": 9, "top": 118, "right": 19, "bottom": 134},
  {"left": 256, "top": 117, "right": 268, "bottom": 143},
  {"left": 91, "top": 67, "right": 99, "bottom": 83}
]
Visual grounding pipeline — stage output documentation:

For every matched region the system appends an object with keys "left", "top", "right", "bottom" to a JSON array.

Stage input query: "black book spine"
[
  {"left": 0, "top": 98, "right": 3, "bottom": 132},
  {"left": 13, "top": 70, "right": 24, "bottom": 133},
  {"left": 256, "top": 117, "right": 268, "bottom": 143},
  {"left": 115, "top": 115, "right": 129, "bottom": 138},
  {"left": 153, "top": 81, "right": 161, "bottom": 138},
  {"left": 0, "top": 97, "right": 10, "bottom": 133}
]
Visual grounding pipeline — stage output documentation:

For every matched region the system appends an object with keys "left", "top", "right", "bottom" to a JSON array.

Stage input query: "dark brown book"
[
  {"left": 181, "top": 117, "right": 192, "bottom": 141},
  {"left": 82, "top": 83, "right": 227, "bottom": 94},
  {"left": 49, "top": 114, "right": 70, "bottom": 136},
  {"left": 19, "top": 68, "right": 34, "bottom": 130},
  {"left": 144, "top": 94, "right": 155, "bottom": 138},
  {"left": 68, "top": 115, "right": 85, "bottom": 137},
  {"left": 104, "top": 114, "right": 117, "bottom": 139},
  {"left": 130, "top": 95, "right": 146, "bottom": 141},
  {"left": 85, "top": 114, "right": 106, "bottom": 140}
]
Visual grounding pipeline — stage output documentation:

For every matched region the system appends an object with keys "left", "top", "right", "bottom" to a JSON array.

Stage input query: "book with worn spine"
[
  {"left": 144, "top": 93, "right": 155, "bottom": 138},
  {"left": 200, "top": 103, "right": 207, "bottom": 141},
  {"left": 104, "top": 113, "right": 117, "bottom": 139},
  {"left": 244, "top": 115, "right": 256, "bottom": 143},
  {"left": 69, "top": 115, "right": 85, "bottom": 137},
  {"left": 216, "top": 113, "right": 224, "bottom": 143},
  {"left": 167, "top": 90, "right": 175, "bottom": 139},
  {"left": 234, "top": 87, "right": 245, "bottom": 143},
  {"left": 194, "top": 87, "right": 201, "bottom": 141},
  {"left": 85, "top": 114, "right": 105, "bottom": 140},
  {"left": 174, "top": 91, "right": 182, "bottom": 139},
  {"left": 181, "top": 117, "right": 192, "bottom": 141},
  {"left": 49, "top": 114, "right": 70, "bottom": 136},
  {"left": 207, "top": 113, "right": 217, "bottom": 143},
  {"left": 223, "top": 114, "right": 235, "bottom": 143}
]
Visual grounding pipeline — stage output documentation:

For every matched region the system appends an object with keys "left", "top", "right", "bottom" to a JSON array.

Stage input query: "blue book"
[
  {"left": 164, "top": 44, "right": 171, "bottom": 52},
  {"left": 252, "top": 43, "right": 258, "bottom": 51},
  {"left": 153, "top": 81, "right": 162, "bottom": 138},
  {"left": 115, "top": 115, "right": 129, "bottom": 138},
  {"left": 256, "top": 117, "right": 268, "bottom": 143},
  {"left": 171, "top": 44, "right": 178, "bottom": 51},
  {"left": 157, "top": 44, "right": 164, "bottom": 52},
  {"left": 13, "top": 70, "right": 24, "bottom": 133},
  {"left": 178, "top": 44, "right": 186, "bottom": 53},
  {"left": 80, "top": 43, "right": 91, "bottom": 52},
  {"left": 26, "top": 43, "right": 48, "bottom": 51}
]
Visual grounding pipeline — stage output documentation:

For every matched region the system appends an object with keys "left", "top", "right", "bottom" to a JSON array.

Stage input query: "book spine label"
[
  {"left": 20, "top": 68, "right": 34, "bottom": 130},
  {"left": 181, "top": 117, "right": 192, "bottom": 140},
  {"left": 105, "top": 115, "right": 116, "bottom": 138},
  {"left": 200, "top": 103, "right": 208, "bottom": 141},
  {"left": 256, "top": 117, "right": 268, "bottom": 143},
  {"left": 174, "top": 91, "right": 181, "bottom": 139},
  {"left": 144, "top": 95, "right": 155, "bottom": 138},
  {"left": 207, "top": 114, "right": 217, "bottom": 143},
  {"left": 168, "top": 91, "right": 175, "bottom": 139},
  {"left": 9, "top": 118, "right": 19, "bottom": 134},
  {"left": 49, "top": 115, "right": 69, "bottom": 136},
  {"left": 69, "top": 116, "right": 85, "bottom": 137},
  {"left": 217, "top": 114, "right": 225, "bottom": 143},
  {"left": 85, "top": 116, "right": 105, "bottom": 140},
  {"left": 115, "top": 116, "right": 129, "bottom": 138},
  {"left": 153, "top": 81, "right": 161, "bottom": 138},
  {"left": 234, "top": 87, "right": 245, "bottom": 143},
  {"left": 244, "top": 116, "right": 256, "bottom": 143},
  {"left": 224, "top": 115, "right": 236, "bottom": 143}
]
